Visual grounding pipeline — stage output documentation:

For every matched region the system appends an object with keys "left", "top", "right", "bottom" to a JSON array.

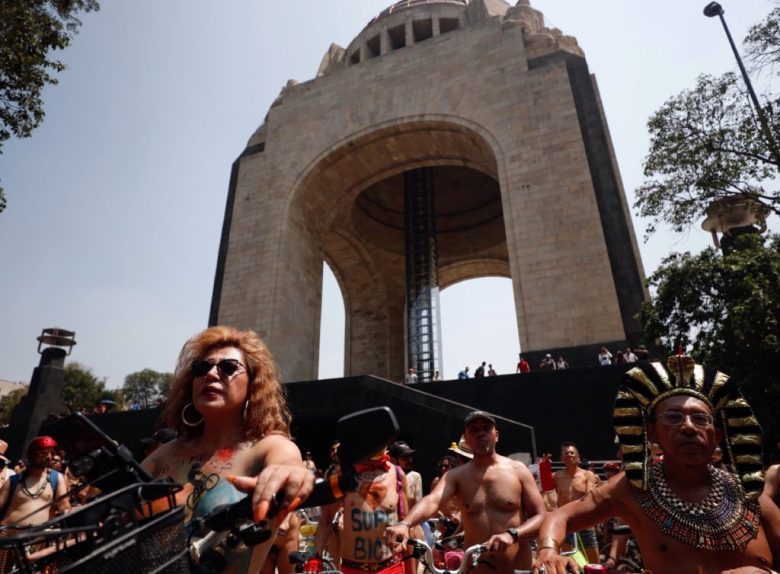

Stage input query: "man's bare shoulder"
[
  {"left": 589, "top": 472, "right": 637, "bottom": 512},
  {"left": 758, "top": 491, "right": 780, "bottom": 537},
  {"left": 501, "top": 456, "right": 533, "bottom": 476},
  {"left": 445, "top": 462, "right": 470, "bottom": 480},
  {"left": 766, "top": 465, "right": 779, "bottom": 486}
]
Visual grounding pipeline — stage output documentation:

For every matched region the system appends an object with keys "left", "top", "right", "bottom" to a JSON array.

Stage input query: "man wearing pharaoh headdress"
[{"left": 532, "top": 356, "right": 780, "bottom": 574}]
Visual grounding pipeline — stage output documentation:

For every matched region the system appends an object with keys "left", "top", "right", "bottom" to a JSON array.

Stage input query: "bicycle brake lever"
[{"left": 236, "top": 522, "right": 273, "bottom": 547}]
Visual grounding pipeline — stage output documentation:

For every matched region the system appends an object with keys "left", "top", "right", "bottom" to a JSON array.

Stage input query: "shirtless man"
[
  {"left": 533, "top": 356, "right": 780, "bottom": 574},
  {"left": 0, "top": 437, "right": 69, "bottom": 572},
  {"left": 0, "top": 436, "right": 69, "bottom": 527},
  {"left": 386, "top": 411, "right": 546, "bottom": 573},
  {"left": 388, "top": 441, "right": 421, "bottom": 507},
  {"left": 552, "top": 442, "right": 600, "bottom": 563},
  {"left": 311, "top": 450, "right": 407, "bottom": 574}
]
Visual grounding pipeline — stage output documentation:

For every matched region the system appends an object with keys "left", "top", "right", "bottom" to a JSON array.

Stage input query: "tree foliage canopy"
[
  {"left": 123, "top": 369, "right": 171, "bottom": 408},
  {"left": 0, "top": 0, "right": 99, "bottom": 213},
  {"left": 635, "top": 7, "right": 780, "bottom": 238},
  {"left": 62, "top": 362, "right": 116, "bottom": 413},
  {"left": 639, "top": 233, "right": 780, "bottom": 445},
  {"left": 745, "top": 4, "right": 780, "bottom": 73},
  {"left": 0, "top": 388, "right": 27, "bottom": 426}
]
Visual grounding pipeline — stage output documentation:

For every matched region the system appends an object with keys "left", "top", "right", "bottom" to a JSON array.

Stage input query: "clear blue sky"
[{"left": 1, "top": 1, "right": 776, "bottom": 387}]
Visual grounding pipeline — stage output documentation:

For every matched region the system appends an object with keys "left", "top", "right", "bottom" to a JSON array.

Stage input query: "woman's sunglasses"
[{"left": 191, "top": 358, "right": 244, "bottom": 378}]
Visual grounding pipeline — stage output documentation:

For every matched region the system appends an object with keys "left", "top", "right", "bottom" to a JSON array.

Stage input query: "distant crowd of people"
[{"left": 402, "top": 344, "right": 654, "bottom": 383}]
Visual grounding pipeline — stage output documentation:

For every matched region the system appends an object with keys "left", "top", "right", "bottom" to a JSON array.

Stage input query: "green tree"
[
  {"left": 157, "top": 372, "right": 173, "bottom": 399},
  {"left": 0, "top": 388, "right": 27, "bottom": 426},
  {"left": 639, "top": 233, "right": 780, "bottom": 447},
  {"left": 0, "top": 0, "right": 100, "bottom": 212},
  {"left": 635, "top": 7, "right": 780, "bottom": 238},
  {"left": 744, "top": 4, "right": 780, "bottom": 72},
  {"left": 123, "top": 369, "right": 171, "bottom": 409},
  {"left": 62, "top": 362, "right": 108, "bottom": 412}
]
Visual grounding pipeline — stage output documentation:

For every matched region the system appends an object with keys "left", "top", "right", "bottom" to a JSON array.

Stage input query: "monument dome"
[{"left": 314, "top": 0, "right": 582, "bottom": 78}]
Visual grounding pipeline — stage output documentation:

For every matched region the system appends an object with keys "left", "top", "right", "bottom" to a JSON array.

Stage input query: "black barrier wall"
[
  {"left": 418, "top": 364, "right": 632, "bottom": 461},
  {"left": 14, "top": 368, "right": 634, "bottom": 493},
  {"left": 284, "top": 375, "right": 537, "bottom": 490}
]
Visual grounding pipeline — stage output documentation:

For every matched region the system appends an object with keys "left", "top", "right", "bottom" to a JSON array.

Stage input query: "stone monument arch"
[{"left": 210, "top": 0, "right": 647, "bottom": 383}]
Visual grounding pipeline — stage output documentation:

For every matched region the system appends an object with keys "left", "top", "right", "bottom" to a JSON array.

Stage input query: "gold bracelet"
[{"left": 537, "top": 537, "right": 560, "bottom": 553}]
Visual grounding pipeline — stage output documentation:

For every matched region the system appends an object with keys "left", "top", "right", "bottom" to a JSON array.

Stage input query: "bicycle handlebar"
[
  {"left": 406, "top": 538, "right": 486, "bottom": 574},
  {"left": 200, "top": 471, "right": 357, "bottom": 532},
  {"left": 189, "top": 470, "right": 357, "bottom": 564},
  {"left": 406, "top": 537, "right": 581, "bottom": 574}
]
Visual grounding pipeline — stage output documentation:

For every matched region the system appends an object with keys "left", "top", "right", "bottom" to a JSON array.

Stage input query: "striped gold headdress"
[{"left": 613, "top": 355, "right": 764, "bottom": 500}]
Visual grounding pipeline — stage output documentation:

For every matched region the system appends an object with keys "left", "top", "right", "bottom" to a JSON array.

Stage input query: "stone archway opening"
[
  {"left": 292, "top": 119, "right": 507, "bottom": 382},
  {"left": 318, "top": 261, "right": 346, "bottom": 379},
  {"left": 440, "top": 276, "right": 519, "bottom": 379}
]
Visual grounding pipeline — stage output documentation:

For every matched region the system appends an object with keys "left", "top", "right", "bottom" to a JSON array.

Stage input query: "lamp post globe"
[{"left": 703, "top": 2, "right": 724, "bottom": 17}]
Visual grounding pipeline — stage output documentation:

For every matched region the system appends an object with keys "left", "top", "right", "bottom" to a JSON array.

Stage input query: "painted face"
[
  {"left": 191, "top": 346, "right": 249, "bottom": 415},
  {"left": 560, "top": 445, "right": 580, "bottom": 465},
  {"left": 464, "top": 419, "right": 497, "bottom": 455},
  {"left": 649, "top": 395, "right": 720, "bottom": 466}
]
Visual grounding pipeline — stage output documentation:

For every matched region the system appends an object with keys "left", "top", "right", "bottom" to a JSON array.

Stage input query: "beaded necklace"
[
  {"left": 634, "top": 462, "right": 760, "bottom": 551},
  {"left": 19, "top": 470, "right": 50, "bottom": 500}
]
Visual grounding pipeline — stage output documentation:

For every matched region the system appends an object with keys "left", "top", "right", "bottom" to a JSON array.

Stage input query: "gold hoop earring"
[{"left": 182, "top": 402, "right": 203, "bottom": 427}]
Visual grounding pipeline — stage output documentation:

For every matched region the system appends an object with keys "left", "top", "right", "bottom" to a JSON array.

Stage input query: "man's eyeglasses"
[
  {"left": 654, "top": 410, "right": 714, "bottom": 428},
  {"left": 191, "top": 358, "right": 244, "bottom": 378}
]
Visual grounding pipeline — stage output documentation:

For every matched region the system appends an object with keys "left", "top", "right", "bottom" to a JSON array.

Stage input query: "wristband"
[
  {"left": 506, "top": 527, "right": 519, "bottom": 541},
  {"left": 537, "top": 537, "right": 560, "bottom": 553},
  {"left": 397, "top": 521, "right": 411, "bottom": 529}
]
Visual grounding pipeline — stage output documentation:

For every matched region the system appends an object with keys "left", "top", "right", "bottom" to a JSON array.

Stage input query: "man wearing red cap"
[
  {"left": 0, "top": 436, "right": 69, "bottom": 529},
  {"left": 386, "top": 411, "right": 546, "bottom": 573}
]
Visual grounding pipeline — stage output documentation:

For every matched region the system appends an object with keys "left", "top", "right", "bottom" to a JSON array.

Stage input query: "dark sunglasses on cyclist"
[
  {"left": 653, "top": 410, "right": 714, "bottom": 427},
  {"left": 191, "top": 358, "right": 244, "bottom": 378}
]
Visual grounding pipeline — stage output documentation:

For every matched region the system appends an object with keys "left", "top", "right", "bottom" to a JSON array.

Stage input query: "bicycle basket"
[{"left": 0, "top": 482, "right": 188, "bottom": 574}]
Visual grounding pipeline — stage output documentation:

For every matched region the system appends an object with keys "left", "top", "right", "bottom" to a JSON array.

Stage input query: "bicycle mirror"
[{"left": 337, "top": 406, "right": 399, "bottom": 468}]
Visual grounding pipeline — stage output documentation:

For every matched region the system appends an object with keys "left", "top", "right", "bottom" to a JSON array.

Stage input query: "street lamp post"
[{"left": 704, "top": 2, "right": 780, "bottom": 168}]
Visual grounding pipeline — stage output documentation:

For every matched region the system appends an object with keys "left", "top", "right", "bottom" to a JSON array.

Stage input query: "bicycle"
[
  {"left": 0, "top": 406, "right": 400, "bottom": 574},
  {"left": 287, "top": 550, "right": 340, "bottom": 574},
  {"left": 407, "top": 537, "right": 585, "bottom": 574}
]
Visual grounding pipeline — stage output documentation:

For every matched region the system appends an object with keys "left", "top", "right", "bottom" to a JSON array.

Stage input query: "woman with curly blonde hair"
[{"left": 142, "top": 326, "right": 314, "bottom": 573}]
